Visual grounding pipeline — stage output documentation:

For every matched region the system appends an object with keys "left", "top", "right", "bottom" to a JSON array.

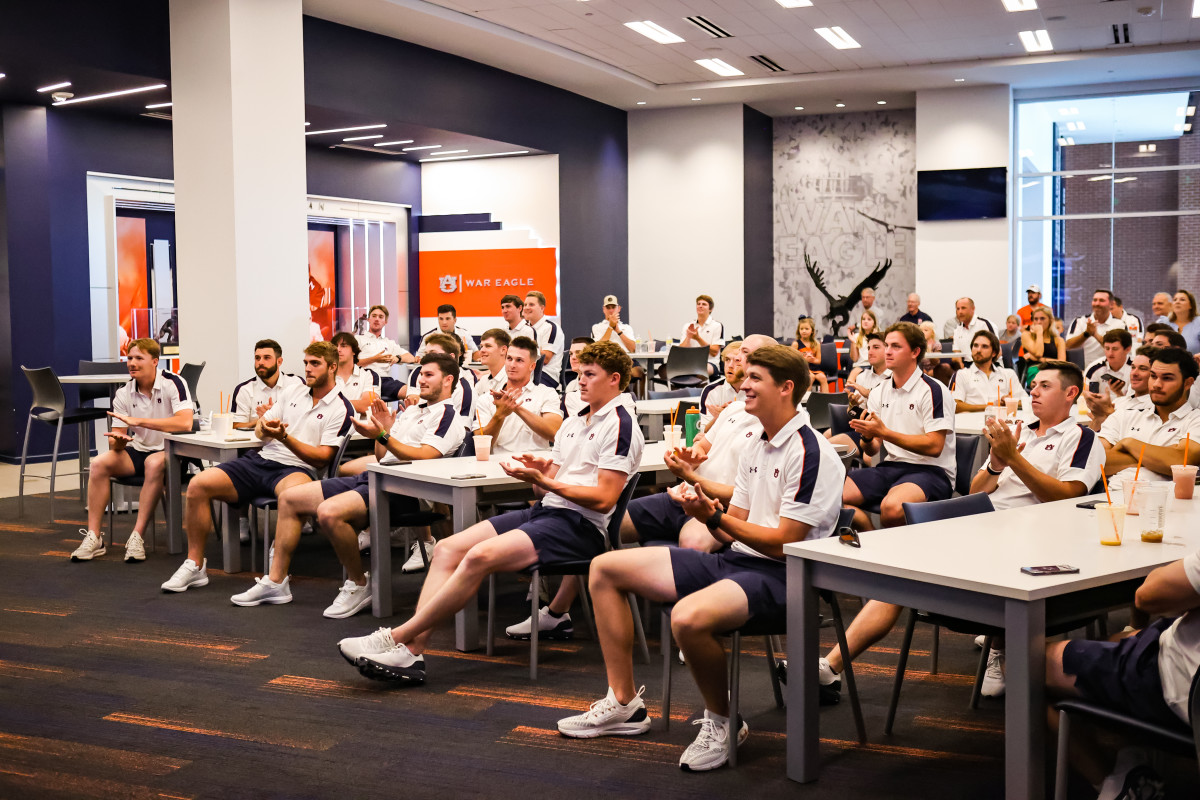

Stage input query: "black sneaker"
[{"left": 1114, "top": 764, "right": 1166, "bottom": 800}]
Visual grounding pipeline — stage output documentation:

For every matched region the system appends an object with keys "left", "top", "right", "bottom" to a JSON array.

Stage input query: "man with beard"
[
  {"left": 230, "top": 339, "right": 304, "bottom": 429},
  {"left": 952, "top": 330, "right": 1026, "bottom": 413}
]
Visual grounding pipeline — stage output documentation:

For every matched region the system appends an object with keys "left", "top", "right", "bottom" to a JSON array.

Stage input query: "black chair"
[
  {"left": 18, "top": 367, "right": 109, "bottom": 520},
  {"left": 1065, "top": 348, "right": 1086, "bottom": 370},
  {"left": 648, "top": 388, "right": 694, "bottom": 400},
  {"left": 486, "top": 475, "right": 646, "bottom": 679},
  {"left": 953, "top": 435, "right": 981, "bottom": 497},
  {"left": 818, "top": 341, "right": 848, "bottom": 391},
  {"left": 804, "top": 391, "right": 849, "bottom": 432},
  {"left": 1054, "top": 669, "right": 1200, "bottom": 800},
  {"left": 999, "top": 341, "right": 1016, "bottom": 370},
  {"left": 179, "top": 361, "right": 205, "bottom": 413},
  {"left": 653, "top": 347, "right": 710, "bottom": 390},
  {"left": 939, "top": 338, "right": 954, "bottom": 353}
]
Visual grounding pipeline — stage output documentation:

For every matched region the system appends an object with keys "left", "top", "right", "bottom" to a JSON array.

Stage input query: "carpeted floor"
[{"left": 1, "top": 490, "right": 1195, "bottom": 799}]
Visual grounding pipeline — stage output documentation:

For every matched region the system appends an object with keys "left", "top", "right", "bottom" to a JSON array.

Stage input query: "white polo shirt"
[
  {"left": 696, "top": 400, "right": 763, "bottom": 485},
  {"left": 409, "top": 367, "right": 476, "bottom": 427},
  {"left": 415, "top": 325, "right": 475, "bottom": 359},
  {"left": 591, "top": 320, "right": 637, "bottom": 353},
  {"left": 1067, "top": 314, "right": 1128, "bottom": 365},
  {"left": 678, "top": 318, "right": 725, "bottom": 366},
  {"left": 357, "top": 331, "right": 409, "bottom": 378},
  {"left": 474, "top": 369, "right": 507, "bottom": 398},
  {"left": 529, "top": 315, "right": 564, "bottom": 385},
  {"left": 1156, "top": 549, "right": 1200, "bottom": 722},
  {"left": 258, "top": 383, "right": 353, "bottom": 472},
  {"left": 545, "top": 393, "right": 644, "bottom": 535},
  {"left": 951, "top": 316, "right": 996, "bottom": 355},
  {"left": 866, "top": 368, "right": 957, "bottom": 482},
  {"left": 1099, "top": 403, "right": 1200, "bottom": 484},
  {"left": 561, "top": 379, "right": 584, "bottom": 418},
  {"left": 381, "top": 398, "right": 463, "bottom": 465},
  {"left": 729, "top": 408, "right": 846, "bottom": 560},
  {"left": 1084, "top": 356, "right": 1132, "bottom": 388},
  {"left": 952, "top": 363, "right": 1027, "bottom": 407},
  {"left": 335, "top": 365, "right": 381, "bottom": 402},
  {"left": 980, "top": 417, "right": 1105, "bottom": 510},
  {"left": 229, "top": 372, "right": 304, "bottom": 424},
  {"left": 850, "top": 367, "right": 891, "bottom": 397},
  {"left": 1115, "top": 392, "right": 1152, "bottom": 413},
  {"left": 1119, "top": 312, "right": 1143, "bottom": 343},
  {"left": 475, "top": 382, "right": 563, "bottom": 454},
  {"left": 112, "top": 371, "right": 192, "bottom": 453},
  {"left": 505, "top": 320, "right": 536, "bottom": 342},
  {"left": 699, "top": 378, "right": 739, "bottom": 431}
]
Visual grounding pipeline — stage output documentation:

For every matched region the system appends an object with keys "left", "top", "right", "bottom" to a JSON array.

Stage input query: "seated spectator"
[
  {"left": 1169, "top": 290, "right": 1200, "bottom": 352},
  {"left": 844, "top": 322, "right": 956, "bottom": 530},
  {"left": 952, "top": 330, "right": 1026, "bottom": 413},
  {"left": 229, "top": 353, "right": 464, "bottom": 617},
  {"left": 898, "top": 293, "right": 933, "bottom": 326},
  {"left": 1083, "top": 329, "right": 1133, "bottom": 393},
  {"left": 1111, "top": 295, "right": 1142, "bottom": 343},
  {"left": 475, "top": 336, "right": 564, "bottom": 455},
  {"left": 918, "top": 321, "right": 952, "bottom": 386},
  {"left": 1085, "top": 345, "right": 1157, "bottom": 432},
  {"left": 524, "top": 290, "right": 564, "bottom": 388},
  {"left": 473, "top": 328, "right": 511, "bottom": 397},
  {"left": 401, "top": 333, "right": 475, "bottom": 429},
  {"left": 229, "top": 339, "right": 304, "bottom": 430},
  {"left": 1021, "top": 307, "right": 1066, "bottom": 384},
  {"left": 1147, "top": 326, "right": 1188, "bottom": 351},
  {"left": 698, "top": 341, "right": 747, "bottom": 433},
  {"left": 560, "top": 337, "right": 592, "bottom": 418},
  {"left": 1151, "top": 292, "right": 1173, "bottom": 325},
  {"left": 846, "top": 332, "right": 890, "bottom": 397},
  {"left": 848, "top": 309, "right": 879, "bottom": 367},
  {"left": 949, "top": 297, "right": 996, "bottom": 358},
  {"left": 500, "top": 294, "right": 535, "bottom": 341},
  {"left": 816, "top": 361, "right": 1101, "bottom": 705},
  {"left": 678, "top": 294, "right": 725, "bottom": 379},
  {"left": 556, "top": 346, "right": 843, "bottom": 771},
  {"left": 416, "top": 303, "right": 475, "bottom": 361},
  {"left": 1047, "top": 551, "right": 1200, "bottom": 796},
  {"left": 1099, "top": 347, "right": 1200, "bottom": 485},
  {"left": 162, "top": 342, "right": 352, "bottom": 592},
  {"left": 72, "top": 339, "right": 194, "bottom": 563},
  {"left": 1016, "top": 284, "right": 1050, "bottom": 327},
  {"left": 859, "top": 287, "right": 876, "bottom": 315},
  {"left": 357, "top": 305, "right": 414, "bottom": 401},
  {"left": 336, "top": 341, "right": 643, "bottom": 686},
  {"left": 1066, "top": 290, "right": 1127, "bottom": 365},
  {"left": 592, "top": 295, "right": 642, "bottom": 386},
  {"left": 331, "top": 332, "right": 382, "bottom": 414},
  {"left": 999, "top": 314, "right": 1022, "bottom": 345},
  {"left": 790, "top": 317, "right": 829, "bottom": 392}
]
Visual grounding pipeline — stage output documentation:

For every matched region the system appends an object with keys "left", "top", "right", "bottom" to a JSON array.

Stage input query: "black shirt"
[{"left": 899, "top": 311, "right": 933, "bottom": 325}]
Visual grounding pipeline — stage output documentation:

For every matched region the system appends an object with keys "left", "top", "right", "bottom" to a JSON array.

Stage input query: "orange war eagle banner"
[{"left": 418, "top": 248, "right": 557, "bottom": 318}]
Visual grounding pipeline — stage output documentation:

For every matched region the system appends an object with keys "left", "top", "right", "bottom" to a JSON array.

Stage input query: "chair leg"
[
  {"left": 828, "top": 593, "right": 866, "bottom": 744},
  {"left": 930, "top": 625, "right": 940, "bottom": 674},
  {"left": 629, "top": 593, "right": 650, "bottom": 665},
  {"left": 1053, "top": 709, "right": 1070, "bottom": 800},
  {"left": 18, "top": 413, "right": 35, "bottom": 518},
  {"left": 969, "top": 635, "right": 992, "bottom": 709},
  {"left": 729, "top": 631, "right": 741, "bottom": 768},
  {"left": 764, "top": 635, "right": 783, "bottom": 709},
  {"left": 661, "top": 609, "right": 673, "bottom": 730},
  {"left": 49, "top": 417, "right": 64, "bottom": 521},
  {"left": 107, "top": 480, "right": 115, "bottom": 548},
  {"left": 78, "top": 421, "right": 90, "bottom": 500},
  {"left": 1097, "top": 614, "right": 1108, "bottom": 640},
  {"left": 530, "top": 570, "right": 540, "bottom": 681},
  {"left": 885, "top": 609, "right": 919, "bottom": 736},
  {"left": 248, "top": 506, "right": 258, "bottom": 573},
  {"left": 486, "top": 575, "right": 496, "bottom": 657}
]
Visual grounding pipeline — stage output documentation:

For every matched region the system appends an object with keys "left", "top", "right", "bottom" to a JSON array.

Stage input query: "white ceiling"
[{"left": 305, "top": 0, "right": 1200, "bottom": 115}]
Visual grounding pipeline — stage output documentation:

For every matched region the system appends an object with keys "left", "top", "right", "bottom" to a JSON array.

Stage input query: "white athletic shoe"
[
  {"left": 324, "top": 575, "right": 372, "bottom": 619},
  {"left": 161, "top": 559, "right": 209, "bottom": 592},
  {"left": 679, "top": 711, "right": 749, "bottom": 772},
  {"left": 557, "top": 687, "right": 651, "bottom": 738},
  {"left": 974, "top": 634, "right": 987, "bottom": 649},
  {"left": 505, "top": 606, "right": 574, "bottom": 640},
  {"left": 71, "top": 530, "right": 106, "bottom": 561},
  {"left": 400, "top": 540, "right": 434, "bottom": 573},
  {"left": 357, "top": 530, "right": 371, "bottom": 552},
  {"left": 981, "top": 648, "right": 1006, "bottom": 697},
  {"left": 230, "top": 576, "right": 292, "bottom": 607},
  {"left": 124, "top": 531, "right": 146, "bottom": 562},
  {"left": 356, "top": 642, "right": 426, "bottom": 683},
  {"left": 338, "top": 627, "right": 397, "bottom": 665}
]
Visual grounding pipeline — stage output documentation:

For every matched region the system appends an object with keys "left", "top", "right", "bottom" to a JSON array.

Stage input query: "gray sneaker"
[
  {"left": 161, "top": 559, "right": 209, "bottom": 592},
  {"left": 338, "top": 627, "right": 397, "bottom": 665},
  {"left": 557, "top": 687, "right": 651, "bottom": 738},
  {"left": 323, "top": 575, "right": 372, "bottom": 619},
  {"left": 230, "top": 576, "right": 293, "bottom": 607},
  {"left": 679, "top": 711, "right": 748, "bottom": 772}
]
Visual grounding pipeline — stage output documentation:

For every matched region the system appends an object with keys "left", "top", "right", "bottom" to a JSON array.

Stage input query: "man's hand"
[
  {"left": 848, "top": 411, "right": 885, "bottom": 442},
  {"left": 671, "top": 482, "right": 722, "bottom": 525},
  {"left": 352, "top": 411, "right": 383, "bottom": 439},
  {"left": 1107, "top": 378, "right": 1126, "bottom": 397},
  {"left": 501, "top": 454, "right": 551, "bottom": 487},
  {"left": 664, "top": 447, "right": 703, "bottom": 482},
  {"left": 512, "top": 452, "right": 554, "bottom": 474},
  {"left": 1083, "top": 388, "right": 1115, "bottom": 418},
  {"left": 108, "top": 411, "right": 141, "bottom": 429},
  {"left": 254, "top": 398, "right": 274, "bottom": 419},
  {"left": 260, "top": 418, "right": 289, "bottom": 441},
  {"left": 369, "top": 398, "right": 396, "bottom": 432},
  {"left": 686, "top": 322, "right": 698, "bottom": 341},
  {"left": 985, "top": 418, "right": 1024, "bottom": 467},
  {"left": 404, "top": 394, "right": 420, "bottom": 407},
  {"left": 492, "top": 388, "right": 521, "bottom": 418},
  {"left": 104, "top": 431, "right": 134, "bottom": 450},
  {"left": 1085, "top": 319, "right": 1097, "bottom": 338},
  {"left": 706, "top": 400, "right": 730, "bottom": 419}
]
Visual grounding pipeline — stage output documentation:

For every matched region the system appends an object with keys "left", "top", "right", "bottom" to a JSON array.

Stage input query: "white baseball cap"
[
  {"left": 603, "top": 294, "right": 619, "bottom": 306},
  {"left": 1026, "top": 284, "right": 1041, "bottom": 293}
]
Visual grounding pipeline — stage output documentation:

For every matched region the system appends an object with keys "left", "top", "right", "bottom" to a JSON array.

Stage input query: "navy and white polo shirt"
[
  {"left": 409, "top": 366, "right": 475, "bottom": 426},
  {"left": 258, "top": 383, "right": 353, "bottom": 472},
  {"left": 230, "top": 372, "right": 305, "bottom": 423},
  {"left": 475, "top": 381, "right": 563, "bottom": 454},
  {"left": 699, "top": 377, "right": 739, "bottom": 431},
  {"left": 981, "top": 417, "right": 1104, "bottom": 510},
  {"left": 1084, "top": 355, "right": 1132, "bottom": 388},
  {"left": 382, "top": 397, "right": 463, "bottom": 465},
  {"left": 866, "top": 368, "right": 957, "bottom": 483},
  {"left": 952, "top": 363, "right": 1026, "bottom": 407},
  {"left": 1100, "top": 403, "right": 1200, "bottom": 484},
  {"left": 112, "top": 371, "right": 192, "bottom": 452},
  {"left": 695, "top": 400, "right": 762, "bottom": 485},
  {"left": 529, "top": 315, "right": 564, "bottom": 384},
  {"left": 336, "top": 364, "right": 381, "bottom": 402}
]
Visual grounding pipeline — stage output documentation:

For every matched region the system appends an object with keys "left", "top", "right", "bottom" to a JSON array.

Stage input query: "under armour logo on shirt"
[
  {"left": 1045, "top": 444, "right": 1054, "bottom": 450},
  {"left": 909, "top": 404, "right": 915, "bottom": 410},
  {"left": 317, "top": 414, "right": 324, "bottom": 419}
]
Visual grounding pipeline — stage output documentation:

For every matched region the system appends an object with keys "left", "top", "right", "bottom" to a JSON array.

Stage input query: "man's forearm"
[
  {"left": 1006, "top": 454, "right": 1086, "bottom": 503},
  {"left": 1064, "top": 332, "right": 1086, "bottom": 350},
  {"left": 714, "top": 516, "right": 797, "bottom": 560},
  {"left": 539, "top": 478, "right": 620, "bottom": 512},
  {"left": 282, "top": 438, "right": 332, "bottom": 468},
  {"left": 513, "top": 407, "right": 561, "bottom": 442},
  {"left": 879, "top": 428, "right": 944, "bottom": 457},
  {"left": 137, "top": 412, "right": 194, "bottom": 434}
]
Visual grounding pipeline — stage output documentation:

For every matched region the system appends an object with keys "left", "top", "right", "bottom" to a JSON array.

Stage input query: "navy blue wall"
[{"left": 743, "top": 105, "right": 774, "bottom": 336}]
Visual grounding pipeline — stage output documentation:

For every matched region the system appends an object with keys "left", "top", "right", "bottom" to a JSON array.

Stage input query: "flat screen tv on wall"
[{"left": 917, "top": 166, "right": 1008, "bottom": 221}]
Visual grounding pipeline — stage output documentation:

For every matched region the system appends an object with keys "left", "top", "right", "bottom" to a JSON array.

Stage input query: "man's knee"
[
  {"left": 670, "top": 601, "right": 716, "bottom": 640},
  {"left": 315, "top": 500, "right": 349, "bottom": 532},
  {"left": 143, "top": 454, "right": 167, "bottom": 479}
]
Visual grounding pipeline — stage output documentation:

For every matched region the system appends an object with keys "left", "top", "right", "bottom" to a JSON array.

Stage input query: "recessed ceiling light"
[
  {"left": 1113, "top": 176, "right": 1137, "bottom": 183},
  {"left": 37, "top": 81, "right": 72, "bottom": 93},
  {"left": 1075, "top": 121, "right": 1086, "bottom": 130},
  {"left": 625, "top": 21, "right": 685, "bottom": 44},
  {"left": 1001, "top": 0, "right": 1037, "bottom": 11},
  {"left": 145, "top": 101, "right": 172, "bottom": 109},
  {"left": 374, "top": 140, "right": 414, "bottom": 146},
  {"left": 419, "top": 150, "right": 531, "bottom": 162},
  {"left": 692, "top": 97, "right": 702, "bottom": 101},
  {"left": 1178, "top": 107, "right": 1187, "bottom": 116},
  {"left": 1057, "top": 136, "right": 1074, "bottom": 146},
  {"left": 876, "top": 100, "right": 886, "bottom": 105},
  {"left": 1017, "top": 29, "right": 1053, "bottom": 52},
  {"left": 1175, "top": 124, "right": 1184, "bottom": 132},
  {"left": 51, "top": 83, "right": 168, "bottom": 106},
  {"left": 1186, "top": 123, "right": 1194, "bottom": 132},
  {"left": 1189, "top": 106, "right": 1197, "bottom": 116},
  {"left": 794, "top": 106, "right": 804, "bottom": 110},
  {"left": 305, "top": 121, "right": 311, "bottom": 126},
  {"left": 775, "top": 0, "right": 813, "bottom": 7},
  {"left": 636, "top": 101, "right": 647, "bottom": 105},
  {"left": 0, "top": 74, "right": 6, "bottom": 79},
  {"left": 814, "top": 26, "right": 861, "bottom": 49},
  {"left": 695, "top": 58, "right": 744, "bottom": 77},
  {"left": 344, "top": 134, "right": 384, "bottom": 141},
  {"left": 434, "top": 150, "right": 469, "bottom": 155},
  {"left": 402, "top": 144, "right": 442, "bottom": 151},
  {"left": 954, "top": 78, "right": 966, "bottom": 82},
  {"left": 1087, "top": 175, "right": 1112, "bottom": 182},
  {"left": 835, "top": 102, "right": 846, "bottom": 108},
  {"left": 305, "top": 124, "right": 386, "bottom": 136},
  {"left": 1066, "top": 121, "right": 1077, "bottom": 131}
]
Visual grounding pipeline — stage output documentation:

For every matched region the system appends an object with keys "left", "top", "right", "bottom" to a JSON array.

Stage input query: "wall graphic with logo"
[
  {"left": 418, "top": 248, "right": 558, "bottom": 318},
  {"left": 308, "top": 229, "right": 336, "bottom": 341},
  {"left": 116, "top": 216, "right": 149, "bottom": 343}
]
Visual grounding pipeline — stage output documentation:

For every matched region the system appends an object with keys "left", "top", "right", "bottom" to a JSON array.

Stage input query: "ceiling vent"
[
  {"left": 685, "top": 16, "right": 733, "bottom": 38},
  {"left": 1111, "top": 22, "right": 1131, "bottom": 45},
  {"left": 750, "top": 55, "right": 787, "bottom": 72}
]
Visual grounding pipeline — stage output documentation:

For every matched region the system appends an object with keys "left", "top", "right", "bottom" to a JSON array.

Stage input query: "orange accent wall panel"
[
  {"left": 116, "top": 217, "right": 148, "bottom": 341},
  {"left": 418, "top": 248, "right": 557, "bottom": 318},
  {"left": 308, "top": 230, "right": 336, "bottom": 341}
]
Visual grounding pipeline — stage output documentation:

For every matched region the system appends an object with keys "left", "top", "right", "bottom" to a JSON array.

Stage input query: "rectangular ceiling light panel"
[
  {"left": 625, "top": 21, "right": 685, "bottom": 44},
  {"left": 695, "top": 58, "right": 744, "bottom": 76},
  {"left": 814, "top": 26, "right": 860, "bottom": 49}
]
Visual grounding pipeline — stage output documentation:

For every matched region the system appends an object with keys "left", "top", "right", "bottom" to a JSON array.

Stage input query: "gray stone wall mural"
[{"left": 774, "top": 110, "right": 916, "bottom": 338}]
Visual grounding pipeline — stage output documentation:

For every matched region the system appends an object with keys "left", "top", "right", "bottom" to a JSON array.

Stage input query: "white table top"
[
  {"left": 629, "top": 351, "right": 670, "bottom": 359},
  {"left": 163, "top": 430, "right": 263, "bottom": 450},
  {"left": 924, "top": 351, "right": 968, "bottom": 361},
  {"left": 784, "top": 492, "right": 1200, "bottom": 602},
  {"left": 58, "top": 373, "right": 130, "bottom": 384},
  {"left": 635, "top": 397, "right": 699, "bottom": 415}
]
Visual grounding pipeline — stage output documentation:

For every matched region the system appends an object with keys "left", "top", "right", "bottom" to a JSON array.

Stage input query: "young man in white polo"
[
  {"left": 698, "top": 335, "right": 776, "bottom": 432},
  {"left": 844, "top": 321, "right": 957, "bottom": 530},
  {"left": 1084, "top": 345, "right": 1156, "bottom": 431},
  {"left": 229, "top": 338, "right": 304, "bottom": 430},
  {"left": 523, "top": 290, "right": 563, "bottom": 389},
  {"left": 1083, "top": 328, "right": 1133, "bottom": 393},
  {"left": 336, "top": 341, "right": 643, "bottom": 684},
  {"left": 357, "top": 305, "right": 413, "bottom": 401},
  {"left": 229, "top": 353, "right": 464, "bottom": 618},
  {"left": 560, "top": 337, "right": 593, "bottom": 418},
  {"left": 73, "top": 338, "right": 194, "bottom": 563},
  {"left": 401, "top": 333, "right": 475, "bottom": 430},
  {"left": 331, "top": 332, "right": 382, "bottom": 413},
  {"left": 415, "top": 303, "right": 475, "bottom": 362},
  {"left": 952, "top": 329, "right": 1026, "bottom": 413},
  {"left": 474, "top": 336, "right": 563, "bottom": 455},
  {"left": 679, "top": 293, "right": 725, "bottom": 379},
  {"left": 473, "top": 328, "right": 511, "bottom": 397},
  {"left": 162, "top": 342, "right": 353, "bottom": 592},
  {"left": 555, "top": 345, "right": 844, "bottom": 771},
  {"left": 591, "top": 295, "right": 637, "bottom": 353},
  {"left": 500, "top": 294, "right": 536, "bottom": 341}
]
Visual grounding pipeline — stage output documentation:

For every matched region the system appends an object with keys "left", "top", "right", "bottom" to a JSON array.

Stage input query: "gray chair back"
[
  {"left": 804, "top": 391, "right": 848, "bottom": 431},
  {"left": 78, "top": 360, "right": 127, "bottom": 406},
  {"left": 604, "top": 474, "right": 641, "bottom": 551},
  {"left": 179, "top": 362, "right": 205, "bottom": 410},
  {"left": 22, "top": 367, "right": 66, "bottom": 418},
  {"left": 901, "top": 492, "right": 994, "bottom": 525},
  {"left": 1065, "top": 348, "right": 1087, "bottom": 370},
  {"left": 954, "top": 435, "right": 981, "bottom": 497},
  {"left": 663, "top": 346, "right": 710, "bottom": 386},
  {"left": 648, "top": 388, "right": 693, "bottom": 400}
]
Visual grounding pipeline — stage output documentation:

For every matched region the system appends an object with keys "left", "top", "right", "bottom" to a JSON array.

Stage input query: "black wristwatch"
[
  {"left": 376, "top": 431, "right": 391, "bottom": 445},
  {"left": 706, "top": 508, "right": 723, "bottom": 532},
  {"left": 985, "top": 461, "right": 1004, "bottom": 476}
]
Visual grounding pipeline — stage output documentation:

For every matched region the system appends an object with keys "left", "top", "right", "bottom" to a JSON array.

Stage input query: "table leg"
[
  {"left": 165, "top": 441, "right": 184, "bottom": 555},
  {"left": 370, "top": 471, "right": 393, "bottom": 618},
  {"left": 787, "top": 556, "right": 821, "bottom": 782},
  {"left": 453, "top": 487, "right": 480, "bottom": 652},
  {"left": 1005, "top": 598, "right": 1046, "bottom": 800}
]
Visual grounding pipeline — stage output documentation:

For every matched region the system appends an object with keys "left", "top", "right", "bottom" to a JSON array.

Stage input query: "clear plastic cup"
[
  {"left": 211, "top": 413, "right": 233, "bottom": 438},
  {"left": 1135, "top": 483, "right": 1169, "bottom": 543},
  {"left": 473, "top": 435, "right": 492, "bottom": 461},
  {"left": 1171, "top": 464, "right": 1197, "bottom": 500},
  {"left": 1096, "top": 503, "right": 1125, "bottom": 546},
  {"left": 1122, "top": 479, "right": 1159, "bottom": 516},
  {"left": 665, "top": 425, "right": 683, "bottom": 449},
  {"left": 983, "top": 403, "right": 999, "bottom": 423},
  {"left": 1004, "top": 397, "right": 1019, "bottom": 418}
]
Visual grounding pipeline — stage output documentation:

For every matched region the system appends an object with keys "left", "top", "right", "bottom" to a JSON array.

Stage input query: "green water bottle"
[{"left": 684, "top": 408, "right": 701, "bottom": 447}]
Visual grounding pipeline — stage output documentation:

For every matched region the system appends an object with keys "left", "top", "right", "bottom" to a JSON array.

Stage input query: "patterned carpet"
[{"left": 1, "top": 489, "right": 1189, "bottom": 799}]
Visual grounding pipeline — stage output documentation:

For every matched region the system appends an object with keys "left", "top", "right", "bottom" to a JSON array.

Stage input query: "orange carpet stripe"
[
  {"left": 822, "top": 736, "right": 997, "bottom": 762},
  {"left": 843, "top": 661, "right": 976, "bottom": 686},
  {"left": 103, "top": 712, "right": 336, "bottom": 751},
  {"left": 500, "top": 725, "right": 682, "bottom": 766},
  {"left": 446, "top": 683, "right": 692, "bottom": 721},
  {"left": 265, "top": 674, "right": 384, "bottom": 702},
  {"left": 41, "top": 550, "right": 73, "bottom": 558},
  {"left": 0, "top": 523, "right": 55, "bottom": 533},
  {"left": 0, "top": 659, "right": 85, "bottom": 679},
  {"left": 0, "top": 731, "right": 189, "bottom": 774},
  {"left": 3, "top": 607, "right": 73, "bottom": 616},
  {"left": 913, "top": 715, "right": 1003, "bottom": 735},
  {"left": 423, "top": 648, "right": 595, "bottom": 674},
  {"left": 0, "top": 767, "right": 194, "bottom": 800}
]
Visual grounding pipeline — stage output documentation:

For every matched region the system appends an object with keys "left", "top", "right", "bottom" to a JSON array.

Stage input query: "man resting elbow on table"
[
  {"left": 336, "top": 341, "right": 643, "bottom": 686},
  {"left": 812, "top": 361, "right": 1103, "bottom": 705}
]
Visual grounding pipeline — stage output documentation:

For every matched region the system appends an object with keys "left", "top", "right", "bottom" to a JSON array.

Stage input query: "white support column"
[{"left": 170, "top": 0, "right": 309, "bottom": 412}]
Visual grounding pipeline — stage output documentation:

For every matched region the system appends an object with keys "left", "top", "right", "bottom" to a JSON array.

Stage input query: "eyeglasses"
[{"left": 838, "top": 527, "right": 861, "bottom": 548}]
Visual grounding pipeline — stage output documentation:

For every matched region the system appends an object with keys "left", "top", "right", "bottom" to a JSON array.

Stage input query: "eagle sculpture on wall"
[{"left": 804, "top": 250, "right": 894, "bottom": 337}]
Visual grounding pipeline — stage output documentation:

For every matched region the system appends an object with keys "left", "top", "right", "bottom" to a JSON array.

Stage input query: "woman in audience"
[
  {"left": 848, "top": 309, "right": 879, "bottom": 367},
  {"left": 917, "top": 321, "right": 952, "bottom": 385},
  {"left": 999, "top": 314, "right": 1022, "bottom": 345},
  {"left": 790, "top": 317, "right": 829, "bottom": 392},
  {"left": 1021, "top": 306, "right": 1065, "bottom": 384},
  {"left": 1169, "top": 289, "right": 1200, "bottom": 352}
]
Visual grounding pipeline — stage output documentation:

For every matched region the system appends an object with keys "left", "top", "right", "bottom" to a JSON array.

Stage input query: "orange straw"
[
  {"left": 1186, "top": 434, "right": 1191, "bottom": 465},
  {"left": 997, "top": 386, "right": 1001, "bottom": 407},
  {"left": 1125, "top": 443, "right": 1148, "bottom": 514},
  {"left": 1100, "top": 471, "right": 1120, "bottom": 543},
  {"left": 1133, "top": 443, "right": 1146, "bottom": 483}
]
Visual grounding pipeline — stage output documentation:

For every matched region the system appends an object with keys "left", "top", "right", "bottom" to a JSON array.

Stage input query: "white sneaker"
[
  {"left": 324, "top": 575, "right": 372, "bottom": 619},
  {"left": 557, "top": 687, "right": 651, "bottom": 738},
  {"left": 71, "top": 530, "right": 106, "bottom": 561},
  {"left": 817, "top": 657, "right": 842, "bottom": 706},
  {"left": 230, "top": 576, "right": 292, "bottom": 607},
  {"left": 400, "top": 540, "right": 434, "bottom": 573},
  {"left": 505, "top": 606, "right": 574, "bottom": 640},
  {"left": 1097, "top": 747, "right": 1164, "bottom": 800},
  {"left": 161, "top": 559, "right": 209, "bottom": 592},
  {"left": 338, "top": 627, "right": 397, "bottom": 665},
  {"left": 980, "top": 648, "right": 1005, "bottom": 697},
  {"left": 357, "top": 530, "right": 371, "bottom": 552},
  {"left": 679, "top": 710, "right": 749, "bottom": 772},
  {"left": 356, "top": 642, "right": 426, "bottom": 683},
  {"left": 124, "top": 531, "right": 146, "bottom": 562},
  {"left": 974, "top": 634, "right": 987, "bottom": 649}
]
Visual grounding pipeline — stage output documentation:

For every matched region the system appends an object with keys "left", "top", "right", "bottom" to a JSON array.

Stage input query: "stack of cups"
[
  {"left": 1004, "top": 396, "right": 1019, "bottom": 419},
  {"left": 665, "top": 425, "right": 683, "bottom": 450}
]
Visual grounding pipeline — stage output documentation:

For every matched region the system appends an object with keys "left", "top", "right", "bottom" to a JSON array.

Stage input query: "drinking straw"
[
  {"left": 997, "top": 386, "right": 1001, "bottom": 408},
  {"left": 1186, "top": 433, "right": 1191, "bottom": 465},
  {"left": 1126, "top": 443, "right": 1148, "bottom": 514},
  {"left": 1100, "top": 471, "right": 1120, "bottom": 543}
]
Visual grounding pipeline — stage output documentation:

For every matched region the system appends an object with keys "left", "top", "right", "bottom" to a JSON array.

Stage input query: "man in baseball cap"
[{"left": 1018, "top": 284, "right": 1050, "bottom": 327}]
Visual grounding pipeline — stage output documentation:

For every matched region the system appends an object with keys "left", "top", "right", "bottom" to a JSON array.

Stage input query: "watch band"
[
  {"left": 376, "top": 431, "right": 391, "bottom": 445},
  {"left": 985, "top": 461, "right": 1004, "bottom": 476},
  {"left": 706, "top": 508, "right": 723, "bottom": 532}
]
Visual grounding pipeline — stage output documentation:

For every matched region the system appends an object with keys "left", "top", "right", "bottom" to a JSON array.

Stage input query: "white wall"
[
  {"left": 628, "top": 104, "right": 745, "bottom": 341},
  {"left": 915, "top": 85, "right": 1013, "bottom": 335}
]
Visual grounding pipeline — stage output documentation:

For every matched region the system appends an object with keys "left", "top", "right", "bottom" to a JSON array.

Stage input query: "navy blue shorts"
[
  {"left": 379, "top": 376, "right": 404, "bottom": 402},
  {"left": 627, "top": 492, "right": 690, "bottom": 545},
  {"left": 215, "top": 450, "right": 310, "bottom": 506},
  {"left": 320, "top": 473, "right": 418, "bottom": 517},
  {"left": 490, "top": 502, "right": 606, "bottom": 566},
  {"left": 124, "top": 447, "right": 154, "bottom": 478},
  {"left": 1062, "top": 618, "right": 1180, "bottom": 728},
  {"left": 670, "top": 547, "right": 786, "bottom": 625},
  {"left": 847, "top": 461, "right": 952, "bottom": 505}
]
